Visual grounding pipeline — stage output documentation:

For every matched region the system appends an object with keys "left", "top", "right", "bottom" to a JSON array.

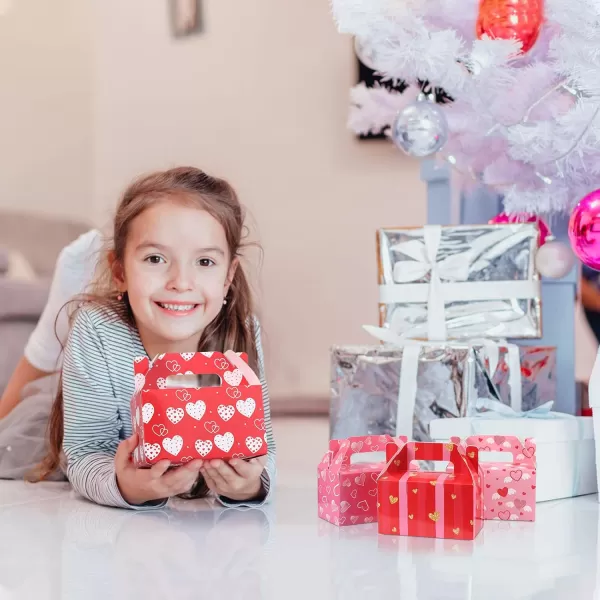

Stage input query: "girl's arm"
[
  {"left": 62, "top": 309, "right": 167, "bottom": 510},
  {"left": 217, "top": 317, "right": 276, "bottom": 507}
]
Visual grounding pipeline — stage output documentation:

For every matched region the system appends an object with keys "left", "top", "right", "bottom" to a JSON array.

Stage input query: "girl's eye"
[
  {"left": 145, "top": 255, "right": 165, "bottom": 264},
  {"left": 198, "top": 258, "right": 215, "bottom": 267}
]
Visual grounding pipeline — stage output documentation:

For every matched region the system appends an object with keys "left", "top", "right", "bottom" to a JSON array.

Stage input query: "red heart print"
[
  {"left": 498, "top": 510, "right": 511, "bottom": 521},
  {"left": 514, "top": 499, "right": 526, "bottom": 510},
  {"left": 493, "top": 436, "right": 506, "bottom": 445},
  {"left": 486, "top": 484, "right": 491, "bottom": 488},
  {"left": 497, "top": 487, "right": 508, "bottom": 497},
  {"left": 510, "top": 469, "right": 523, "bottom": 481},
  {"left": 531, "top": 485, "right": 536, "bottom": 489},
  {"left": 523, "top": 446, "right": 535, "bottom": 458}
]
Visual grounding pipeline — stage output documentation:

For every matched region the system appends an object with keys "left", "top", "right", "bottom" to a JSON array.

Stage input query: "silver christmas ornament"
[{"left": 391, "top": 96, "right": 449, "bottom": 158}]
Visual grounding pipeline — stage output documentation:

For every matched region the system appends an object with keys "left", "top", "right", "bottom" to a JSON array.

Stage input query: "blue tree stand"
[{"left": 421, "top": 161, "right": 579, "bottom": 415}]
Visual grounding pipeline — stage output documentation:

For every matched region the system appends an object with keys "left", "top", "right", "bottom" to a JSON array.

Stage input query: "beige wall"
[
  {"left": 0, "top": 0, "right": 93, "bottom": 223},
  {"left": 90, "top": 0, "right": 426, "bottom": 401}
]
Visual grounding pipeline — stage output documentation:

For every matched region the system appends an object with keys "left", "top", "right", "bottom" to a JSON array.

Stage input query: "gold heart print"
[
  {"left": 451, "top": 494, "right": 456, "bottom": 500},
  {"left": 428, "top": 512, "right": 440, "bottom": 522},
  {"left": 392, "top": 527, "right": 397, "bottom": 533},
  {"left": 453, "top": 528, "right": 460, "bottom": 535},
  {"left": 412, "top": 488, "right": 418, "bottom": 494},
  {"left": 408, "top": 514, "right": 414, "bottom": 520},
  {"left": 389, "top": 495, "right": 399, "bottom": 505}
]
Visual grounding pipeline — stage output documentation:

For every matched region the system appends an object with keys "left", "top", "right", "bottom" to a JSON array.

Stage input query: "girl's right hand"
[{"left": 115, "top": 434, "right": 203, "bottom": 506}]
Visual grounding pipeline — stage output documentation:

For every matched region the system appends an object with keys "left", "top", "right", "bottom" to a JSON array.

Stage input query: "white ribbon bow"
[{"left": 381, "top": 225, "right": 539, "bottom": 341}]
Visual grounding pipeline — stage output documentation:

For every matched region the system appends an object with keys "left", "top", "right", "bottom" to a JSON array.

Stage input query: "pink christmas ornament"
[
  {"left": 489, "top": 212, "right": 550, "bottom": 245},
  {"left": 535, "top": 239, "right": 575, "bottom": 278},
  {"left": 569, "top": 190, "right": 600, "bottom": 270}
]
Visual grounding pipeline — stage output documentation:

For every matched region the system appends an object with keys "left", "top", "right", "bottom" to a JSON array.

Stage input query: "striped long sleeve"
[{"left": 62, "top": 309, "right": 162, "bottom": 509}]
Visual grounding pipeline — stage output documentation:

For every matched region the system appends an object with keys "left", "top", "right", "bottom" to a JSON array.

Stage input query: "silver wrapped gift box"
[
  {"left": 330, "top": 343, "right": 500, "bottom": 442},
  {"left": 377, "top": 223, "right": 541, "bottom": 340}
]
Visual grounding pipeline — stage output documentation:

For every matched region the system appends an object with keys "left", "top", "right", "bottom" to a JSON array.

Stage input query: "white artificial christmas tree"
[{"left": 332, "top": 0, "right": 600, "bottom": 215}]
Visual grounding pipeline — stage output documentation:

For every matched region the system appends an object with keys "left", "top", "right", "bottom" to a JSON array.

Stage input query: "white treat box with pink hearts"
[
  {"left": 430, "top": 415, "right": 596, "bottom": 502},
  {"left": 130, "top": 351, "right": 267, "bottom": 467}
]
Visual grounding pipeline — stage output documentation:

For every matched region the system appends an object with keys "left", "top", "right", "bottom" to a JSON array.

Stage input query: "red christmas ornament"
[{"left": 476, "top": 0, "right": 545, "bottom": 54}]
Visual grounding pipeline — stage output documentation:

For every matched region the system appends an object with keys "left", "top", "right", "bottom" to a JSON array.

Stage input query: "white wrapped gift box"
[{"left": 430, "top": 415, "right": 596, "bottom": 502}]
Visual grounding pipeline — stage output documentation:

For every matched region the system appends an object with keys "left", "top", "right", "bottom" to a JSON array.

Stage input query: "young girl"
[{"left": 37, "top": 167, "right": 276, "bottom": 509}]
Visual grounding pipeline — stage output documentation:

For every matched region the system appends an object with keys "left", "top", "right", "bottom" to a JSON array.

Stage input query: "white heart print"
[
  {"left": 245, "top": 436, "right": 263, "bottom": 454},
  {"left": 134, "top": 373, "right": 145, "bottom": 392},
  {"left": 144, "top": 443, "right": 161, "bottom": 461},
  {"left": 217, "top": 405, "right": 235, "bottom": 421},
  {"left": 185, "top": 401, "right": 206, "bottom": 421},
  {"left": 181, "top": 353, "right": 194, "bottom": 361},
  {"left": 162, "top": 435, "right": 183, "bottom": 456},
  {"left": 195, "top": 439, "right": 213, "bottom": 457},
  {"left": 175, "top": 389, "right": 191, "bottom": 402},
  {"left": 134, "top": 356, "right": 146, "bottom": 364},
  {"left": 166, "top": 407, "right": 184, "bottom": 424},
  {"left": 214, "top": 432, "right": 234, "bottom": 452},
  {"left": 223, "top": 369, "right": 242, "bottom": 387},
  {"left": 142, "top": 403, "right": 154, "bottom": 424},
  {"left": 236, "top": 398, "right": 256, "bottom": 418},
  {"left": 226, "top": 387, "right": 241, "bottom": 400},
  {"left": 166, "top": 360, "right": 180, "bottom": 373},
  {"left": 157, "top": 378, "right": 167, "bottom": 390},
  {"left": 201, "top": 352, "right": 214, "bottom": 357}
]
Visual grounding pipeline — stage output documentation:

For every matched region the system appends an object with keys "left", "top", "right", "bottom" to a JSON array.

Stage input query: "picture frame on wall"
[{"left": 169, "top": 0, "right": 203, "bottom": 38}]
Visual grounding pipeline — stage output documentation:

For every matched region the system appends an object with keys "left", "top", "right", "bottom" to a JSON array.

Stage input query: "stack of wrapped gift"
[{"left": 331, "top": 223, "right": 557, "bottom": 442}]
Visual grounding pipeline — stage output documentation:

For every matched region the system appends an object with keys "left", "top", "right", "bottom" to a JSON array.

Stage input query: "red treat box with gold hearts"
[
  {"left": 130, "top": 350, "right": 266, "bottom": 467},
  {"left": 378, "top": 441, "right": 484, "bottom": 540},
  {"left": 461, "top": 435, "right": 537, "bottom": 522},
  {"left": 317, "top": 435, "right": 407, "bottom": 527}
]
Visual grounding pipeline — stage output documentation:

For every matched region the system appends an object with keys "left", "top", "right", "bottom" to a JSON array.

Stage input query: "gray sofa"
[{"left": 0, "top": 212, "right": 89, "bottom": 393}]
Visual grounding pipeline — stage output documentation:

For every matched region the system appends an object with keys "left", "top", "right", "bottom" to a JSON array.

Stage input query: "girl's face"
[{"left": 117, "top": 199, "right": 237, "bottom": 356}]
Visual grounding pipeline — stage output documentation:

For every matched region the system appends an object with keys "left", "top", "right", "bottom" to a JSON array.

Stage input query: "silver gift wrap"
[
  {"left": 377, "top": 223, "right": 541, "bottom": 340},
  {"left": 330, "top": 344, "right": 500, "bottom": 442}
]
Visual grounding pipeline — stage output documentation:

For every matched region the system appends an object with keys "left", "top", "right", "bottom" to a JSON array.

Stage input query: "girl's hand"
[
  {"left": 115, "top": 434, "right": 203, "bottom": 506},
  {"left": 201, "top": 457, "right": 267, "bottom": 502}
]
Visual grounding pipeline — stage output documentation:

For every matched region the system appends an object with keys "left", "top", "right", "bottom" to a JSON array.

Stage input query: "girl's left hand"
[{"left": 201, "top": 456, "right": 267, "bottom": 502}]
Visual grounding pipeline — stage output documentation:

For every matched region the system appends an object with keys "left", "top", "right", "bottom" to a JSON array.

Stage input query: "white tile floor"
[{"left": 0, "top": 417, "right": 598, "bottom": 600}]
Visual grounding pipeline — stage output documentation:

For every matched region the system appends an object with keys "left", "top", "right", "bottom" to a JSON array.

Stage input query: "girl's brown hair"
[{"left": 36, "top": 167, "right": 259, "bottom": 481}]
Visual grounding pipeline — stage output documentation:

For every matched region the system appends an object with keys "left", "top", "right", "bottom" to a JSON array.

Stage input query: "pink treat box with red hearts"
[
  {"left": 317, "top": 435, "right": 407, "bottom": 527},
  {"left": 462, "top": 435, "right": 537, "bottom": 522},
  {"left": 130, "top": 350, "right": 266, "bottom": 467}
]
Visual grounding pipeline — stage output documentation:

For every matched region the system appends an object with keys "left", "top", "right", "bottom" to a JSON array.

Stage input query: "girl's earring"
[
  {"left": 223, "top": 298, "right": 228, "bottom": 305},
  {"left": 117, "top": 293, "right": 123, "bottom": 301}
]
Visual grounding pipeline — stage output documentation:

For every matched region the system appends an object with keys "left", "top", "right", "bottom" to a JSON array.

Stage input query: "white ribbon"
[
  {"left": 382, "top": 225, "right": 539, "bottom": 341},
  {"left": 363, "top": 325, "right": 523, "bottom": 437}
]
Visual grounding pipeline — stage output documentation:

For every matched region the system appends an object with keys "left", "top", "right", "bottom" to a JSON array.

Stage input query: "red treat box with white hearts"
[
  {"left": 461, "top": 435, "right": 537, "bottom": 522},
  {"left": 317, "top": 435, "right": 407, "bottom": 527},
  {"left": 130, "top": 350, "right": 266, "bottom": 467}
]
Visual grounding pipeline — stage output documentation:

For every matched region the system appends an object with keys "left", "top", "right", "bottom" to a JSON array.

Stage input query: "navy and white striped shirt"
[{"left": 62, "top": 302, "right": 276, "bottom": 509}]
